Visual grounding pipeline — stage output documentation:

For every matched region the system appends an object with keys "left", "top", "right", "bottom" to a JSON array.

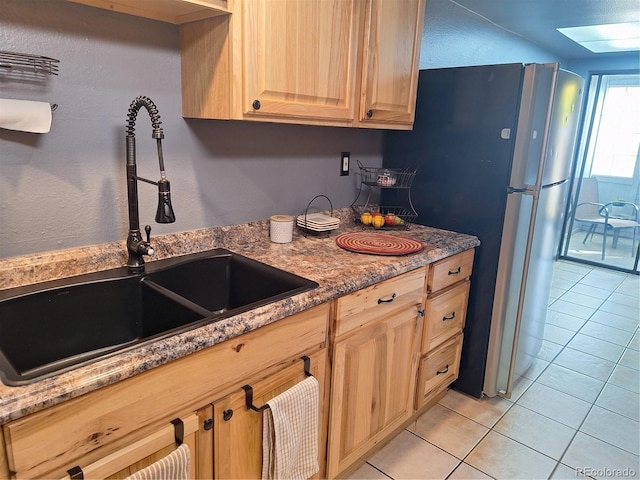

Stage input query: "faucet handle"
[{"left": 144, "top": 225, "right": 155, "bottom": 256}]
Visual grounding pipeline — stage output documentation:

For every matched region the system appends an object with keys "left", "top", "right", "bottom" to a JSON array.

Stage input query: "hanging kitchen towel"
[
  {"left": 0, "top": 98, "right": 52, "bottom": 133},
  {"left": 125, "top": 443, "right": 190, "bottom": 480},
  {"left": 262, "top": 375, "right": 320, "bottom": 480}
]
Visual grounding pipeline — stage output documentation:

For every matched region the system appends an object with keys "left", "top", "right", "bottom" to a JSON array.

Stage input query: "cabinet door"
[
  {"left": 241, "top": 0, "right": 361, "bottom": 121},
  {"left": 107, "top": 412, "right": 206, "bottom": 479},
  {"left": 38, "top": 412, "right": 207, "bottom": 480},
  {"left": 359, "top": 0, "right": 425, "bottom": 126},
  {"left": 326, "top": 305, "right": 422, "bottom": 478},
  {"left": 213, "top": 350, "right": 328, "bottom": 479}
]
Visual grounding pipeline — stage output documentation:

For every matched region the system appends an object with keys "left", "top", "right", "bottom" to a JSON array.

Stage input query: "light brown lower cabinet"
[
  {"left": 0, "top": 249, "right": 475, "bottom": 480},
  {"left": 72, "top": 408, "right": 212, "bottom": 480},
  {"left": 1, "top": 304, "right": 329, "bottom": 480},
  {"left": 212, "top": 349, "right": 329, "bottom": 479},
  {"left": 326, "top": 250, "right": 474, "bottom": 478},
  {"left": 416, "top": 250, "right": 473, "bottom": 410},
  {"left": 326, "top": 268, "right": 425, "bottom": 478},
  {"left": 327, "top": 307, "right": 423, "bottom": 477}
]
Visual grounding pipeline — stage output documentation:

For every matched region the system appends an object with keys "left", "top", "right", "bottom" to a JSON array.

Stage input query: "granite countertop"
[{"left": 0, "top": 211, "right": 479, "bottom": 424}]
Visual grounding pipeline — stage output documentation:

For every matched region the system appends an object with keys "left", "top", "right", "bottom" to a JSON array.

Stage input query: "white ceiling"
[{"left": 448, "top": 0, "right": 640, "bottom": 59}]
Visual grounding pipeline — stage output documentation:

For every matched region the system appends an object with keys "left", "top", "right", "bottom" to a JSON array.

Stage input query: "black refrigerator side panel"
[{"left": 383, "top": 64, "right": 524, "bottom": 397}]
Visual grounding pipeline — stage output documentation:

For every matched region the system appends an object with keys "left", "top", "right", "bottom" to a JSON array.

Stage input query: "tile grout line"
[
  {"left": 353, "top": 263, "right": 637, "bottom": 480},
  {"left": 550, "top": 343, "right": 636, "bottom": 476},
  {"left": 546, "top": 291, "right": 639, "bottom": 476},
  {"left": 408, "top": 402, "right": 504, "bottom": 480}
]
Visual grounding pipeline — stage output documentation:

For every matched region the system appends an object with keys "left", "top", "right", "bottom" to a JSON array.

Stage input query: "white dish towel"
[
  {"left": 262, "top": 376, "right": 320, "bottom": 480},
  {"left": 125, "top": 443, "right": 190, "bottom": 480}
]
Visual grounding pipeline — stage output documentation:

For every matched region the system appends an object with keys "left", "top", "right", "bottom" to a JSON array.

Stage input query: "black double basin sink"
[{"left": 0, "top": 249, "right": 318, "bottom": 386}]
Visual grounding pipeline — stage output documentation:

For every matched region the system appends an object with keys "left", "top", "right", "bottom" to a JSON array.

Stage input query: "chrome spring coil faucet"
[{"left": 125, "top": 96, "right": 176, "bottom": 273}]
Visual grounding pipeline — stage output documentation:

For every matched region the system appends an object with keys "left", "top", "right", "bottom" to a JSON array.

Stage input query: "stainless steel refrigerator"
[{"left": 383, "top": 63, "right": 584, "bottom": 398}]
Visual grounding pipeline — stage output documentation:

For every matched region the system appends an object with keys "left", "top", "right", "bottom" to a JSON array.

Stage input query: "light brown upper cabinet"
[
  {"left": 239, "top": 0, "right": 361, "bottom": 123},
  {"left": 359, "top": 0, "right": 425, "bottom": 127},
  {"left": 180, "top": 0, "right": 425, "bottom": 129}
]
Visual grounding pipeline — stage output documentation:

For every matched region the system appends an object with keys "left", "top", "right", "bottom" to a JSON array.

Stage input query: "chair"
[{"left": 574, "top": 177, "right": 640, "bottom": 260}]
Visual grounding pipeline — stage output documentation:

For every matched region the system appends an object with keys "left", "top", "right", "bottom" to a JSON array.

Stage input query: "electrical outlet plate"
[{"left": 341, "top": 152, "right": 350, "bottom": 176}]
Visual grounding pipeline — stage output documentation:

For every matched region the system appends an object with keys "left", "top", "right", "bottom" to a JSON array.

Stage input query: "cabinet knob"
[
  {"left": 222, "top": 409, "right": 234, "bottom": 421},
  {"left": 436, "top": 365, "right": 450, "bottom": 375},
  {"left": 448, "top": 267, "right": 461, "bottom": 275},
  {"left": 252, "top": 99, "right": 261, "bottom": 110},
  {"left": 366, "top": 109, "right": 373, "bottom": 119}
]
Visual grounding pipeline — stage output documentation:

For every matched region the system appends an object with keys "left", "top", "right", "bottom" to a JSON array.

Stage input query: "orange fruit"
[
  {"left": 360, "top": 212, "right": 373, "bottom": 225},
  {"left": 372, "top": 214, "right": 385, "bottom": 228}
]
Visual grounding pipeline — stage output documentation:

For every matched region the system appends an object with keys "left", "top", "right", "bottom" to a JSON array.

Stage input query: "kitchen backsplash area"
[
  {"left": 0, "top": 208, "right": 358, "bottom": 290},
  {"left": 0, "top": 0, "right": 382, "bottom": 261}
]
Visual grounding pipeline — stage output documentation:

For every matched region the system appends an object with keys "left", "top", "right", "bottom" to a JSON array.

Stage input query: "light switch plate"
[{"left": 341, "top": 152, "right": 350, "bottom": 176}]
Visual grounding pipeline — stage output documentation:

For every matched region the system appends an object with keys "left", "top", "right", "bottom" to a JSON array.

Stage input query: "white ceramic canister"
[{"left": 270, "top": 215, "right": 294, "bottom": 243}]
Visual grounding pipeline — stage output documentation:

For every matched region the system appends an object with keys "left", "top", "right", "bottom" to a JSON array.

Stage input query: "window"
[
  {"left": 560, "top": 71, "right": 640, "bottom": 274},
  {"left": 587, "top": 74, "right": 640, "bottom": 179}
]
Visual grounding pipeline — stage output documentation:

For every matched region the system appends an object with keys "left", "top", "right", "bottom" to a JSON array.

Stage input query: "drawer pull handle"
[
  {"left": 436, "top": 365, "right": 449, "bottom": 375},
  {"left": 378, "top": 293, "right": 396, "bottom": 304},
  {"left": 443, "top": 312, "right": 456, "bottom": 321},
  {"left": 448, "top": 267, "right": 461, "bottom": 275}
]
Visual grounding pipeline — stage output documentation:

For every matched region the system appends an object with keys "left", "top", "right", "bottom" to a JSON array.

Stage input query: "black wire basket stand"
[{"left": 351, "top": 160, "right": 418, "bottom": 230}]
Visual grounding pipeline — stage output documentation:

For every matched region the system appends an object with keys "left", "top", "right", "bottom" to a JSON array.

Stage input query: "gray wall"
[
  {"left": 566, "top": 54, "right": 640, "bottom": 80},
  {"left": 0, "top": 0, "right": 381, "bottom": 258},
  {"left": 0, "top": 0, "right": 594, "bottom": 259},
  {"left": 420, "top": 0, "right": 559, "bottom": 69}
]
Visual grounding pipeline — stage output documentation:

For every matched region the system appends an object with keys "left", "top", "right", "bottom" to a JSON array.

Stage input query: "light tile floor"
[{"left": 348, "top": 260, "right": 639, "bottom": 480}]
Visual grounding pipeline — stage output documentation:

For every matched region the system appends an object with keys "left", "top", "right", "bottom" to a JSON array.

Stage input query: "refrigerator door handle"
[
  {"left": 507, "top": 186, "right": 537, "bottom": 194},
  {"left": 541, "top": 179, "right": 568, "bottom": 189},
  {"left": 501, "top": 193, "right": 539, "bottom": 398}
]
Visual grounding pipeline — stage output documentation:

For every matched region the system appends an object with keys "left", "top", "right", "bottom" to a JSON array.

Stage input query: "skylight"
[{"left": 557, "top": 21, "right": 640, "bottom": 53}]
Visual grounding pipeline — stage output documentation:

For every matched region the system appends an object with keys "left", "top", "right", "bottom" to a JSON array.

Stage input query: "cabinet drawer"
[
  {"left": 427, "top": 249, "right": 474, "bottom": 293},
  {"left": 422, "top": 281, "right": 469, "bottom": 353},
  {"left": 416, "top": 333, "right": 462, "bottom": 409},
  {"left": 334, "top": 268, "right": 425, "bottom": 337}
]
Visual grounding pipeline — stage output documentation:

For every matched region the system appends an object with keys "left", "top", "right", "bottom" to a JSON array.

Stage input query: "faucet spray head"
[{"left": 156, "top": 178, "right": 176, "bottom": 223}]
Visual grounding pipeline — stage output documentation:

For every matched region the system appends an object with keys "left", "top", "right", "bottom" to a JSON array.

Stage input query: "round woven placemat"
[{"left": 335, "top": 232, "right": 424, "bottom": 256}]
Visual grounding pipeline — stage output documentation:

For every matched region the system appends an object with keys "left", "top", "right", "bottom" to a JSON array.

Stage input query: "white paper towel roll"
[{"left": 0, "top": 98, "right": 52, "bottom": 133}]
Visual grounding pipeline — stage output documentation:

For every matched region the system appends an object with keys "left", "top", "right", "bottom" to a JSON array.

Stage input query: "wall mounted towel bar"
[{"left": 242, "top": 356, "right": 313, "bottom": 412}]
